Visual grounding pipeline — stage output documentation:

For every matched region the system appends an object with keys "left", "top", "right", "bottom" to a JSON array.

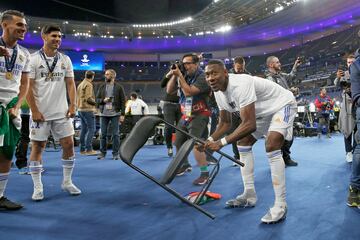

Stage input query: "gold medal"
[
  {"left": 46, "top": 72, "right": 53, "bottom": 81},
  {"left": 5, "top": 72, "right": 13, "bottom": 80}
]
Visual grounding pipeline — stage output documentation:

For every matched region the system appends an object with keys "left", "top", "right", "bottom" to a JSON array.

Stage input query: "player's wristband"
[
  {"left": 220, "top": 137, "right": 228, "bottom": 146},
  {"left": 207, "top": 136, "right": 214, "bottom": 142}
]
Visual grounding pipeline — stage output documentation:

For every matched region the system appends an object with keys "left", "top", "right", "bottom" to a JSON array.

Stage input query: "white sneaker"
[
  {"left": 261, "top": 205, "right": 287, "bottom": 224},
  {"left": 32, "top": 187, "right": 44, "bottom": 201},
  {"left": 61, "top": 183, "right": 82, "bottom": 195},
  {"left": 225, "top": 190, "right": 257, "bottom": 208},
  {"left": 346, "top": 152, "right": 353, "bottom": 163}
]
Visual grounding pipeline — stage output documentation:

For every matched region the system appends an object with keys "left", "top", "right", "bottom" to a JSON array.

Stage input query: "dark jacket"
[
  {"left": 350, "top": 49, "right": 360, "bottom": 105},
  {"left": 161, "top": 76, "right": 179, "bottom": 103},
  {"left": 96, "top": 82, "right": 126, "bottom": 115},
  {"left": 228, "top": 68, "right": 251, "bottom": 75},
  {"left": 265, "top": 67, "right": 300, "bottom": 90}
]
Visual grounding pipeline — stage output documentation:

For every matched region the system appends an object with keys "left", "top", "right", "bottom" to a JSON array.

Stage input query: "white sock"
[
  {"left": 267, "top": 150, "right": 286, "bottom": 207},
  {"left": 62, "top": 157, "right": 75, "bottom": 185},
  {"left": 238, "top": 146, "right": 256, "bottom": 195},
  {"left": 0, "top": 172, "right": 9, "bottom": 198},
  {"left": 29, "top": 161, "right": 43, "bottom": 190}
]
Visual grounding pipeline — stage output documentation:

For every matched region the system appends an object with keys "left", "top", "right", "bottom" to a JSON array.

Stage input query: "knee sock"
[
  {"left": 29, "top": 161, "right": 43, "bottom": 190},
  {"left": 62, "top": 156, "right": 75, "bottom": 185},
  {"left": 0, "top": 172, "right": 9, "bottom": 198},
  {"left": 267, "top": 150, "right": 286, "bottom": 207},
  {"left": 200, "top": 166, "right": 209, "bottom": 176},
  {"left": 238, "top": 146, "right": 255, "bottom": 195}
]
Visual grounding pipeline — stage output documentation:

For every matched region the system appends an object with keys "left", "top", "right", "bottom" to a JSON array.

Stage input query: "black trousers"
[
  {"left": 163, "top": 102, "right": 181, "bottom": 149},
  {"left": 230, "top": 114, "right": 241, "bottom": 159},
  {"left": 281, "top": 138, "right": 294, "bottom": 161},
  {"left": 345, "top": 125, "right": 357, "bottom": 153},
  {"left": 15, "top": 114, "right": 30, "bottom": 169}
]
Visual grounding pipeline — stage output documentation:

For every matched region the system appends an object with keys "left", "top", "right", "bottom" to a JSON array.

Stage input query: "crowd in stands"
[{"left": 72, "top": 27, "right": 360, "bottom": 105}]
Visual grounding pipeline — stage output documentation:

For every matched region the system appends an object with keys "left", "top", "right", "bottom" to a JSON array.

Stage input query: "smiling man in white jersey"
[
  {"left": 26, "top": 25, "right": 80, "bottom": 201},
  {"left": 0, "top": 9, "right": 30, "bottom": 210},
  {"left": 201, "top": 59, "right": 297, "bottom": 224}
]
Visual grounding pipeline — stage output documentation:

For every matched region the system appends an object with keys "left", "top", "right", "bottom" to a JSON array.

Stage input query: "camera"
[
  {"left": 338, "top": 64, "right": 347, "bottom": 72},
  {"left": 340, "top": 79, "right": 351, "bottom": 88},
  {"left": 171, "top": 61, "right": 186, "bottom": 75},
  {"left": 171, "top": 60, "right": 180, "bottom": 70},
  {"left": 297, "top": 56, "right": 305, "bottom": 63}
]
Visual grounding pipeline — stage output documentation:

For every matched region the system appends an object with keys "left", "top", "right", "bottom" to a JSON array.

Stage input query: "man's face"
[
  {"left": 42, "top": 31, "right": 62, "bottom": 50},
  {"left": 321, "top": 89, "right": 327, "bottom": 96},
  {"left": 2, "top": 15, "right": 27, "bottom": 41},
  {"left": 233, "top": 62, "right": 245, "bottom": 73},
  {"left": 205, "top": 64, "right": 228, "bottom": 92},
  {"left": 105, "top": 70, "right": 114, "bottom": 81},
  {"left": 347, "top": 57, "right": 355, "bottom": 67},
  {"left": 182, "top": 56, "right": 198, "bottom": 76},
  {"left": 270, "top": 57, "right": 281, "bottom": 72}
]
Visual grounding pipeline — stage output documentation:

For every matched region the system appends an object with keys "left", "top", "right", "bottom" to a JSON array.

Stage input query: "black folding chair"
[{"left": 119, "top": 116, "right": 243, "bottom": 219}]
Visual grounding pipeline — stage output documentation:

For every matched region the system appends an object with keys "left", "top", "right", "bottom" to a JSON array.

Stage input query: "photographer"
[
  {"left": 160, "top": 70, "right": 181, "bottom": 157},
  {"left": 166, "top": 53, "right": 211, "bottom": 185},
  {"left": 314, "top": 88, "right": 334, "bottom": 138},
  {"left": 334, "top": 54, "right": 356, "bottom": 162},
  {"left": 265, "top": 56, "right": 302, "bottom": 167}
]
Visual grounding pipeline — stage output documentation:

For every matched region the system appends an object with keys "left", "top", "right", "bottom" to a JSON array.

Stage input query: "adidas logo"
[{"left": 39, "top": 65, "right": 45, "bottom": 69}]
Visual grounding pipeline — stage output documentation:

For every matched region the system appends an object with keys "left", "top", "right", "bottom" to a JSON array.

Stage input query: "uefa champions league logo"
[{"left": 80, "top": 54, "right": 90, "bottom": 66}]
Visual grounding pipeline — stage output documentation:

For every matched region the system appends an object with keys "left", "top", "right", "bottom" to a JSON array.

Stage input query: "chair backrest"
[
  {"left": 120, "top": 116, "right": 163, "bottom": 164},
  {"left": 161, "top": 139, "right": 195, "bottom": 184}
]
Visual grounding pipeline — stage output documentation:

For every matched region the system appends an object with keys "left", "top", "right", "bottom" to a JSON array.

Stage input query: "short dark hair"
[
  {"left": 347, "top": 54, "right": 355, "bottom": 59},
  {"left": 206, "top": 59, "right": 226, "bottom": 69},
  {"left": 130, "top": 92, "right": 138, "bottom": 99},
  {"left": 233, "top": 56, "right": 245, "bottom": 65},
  {"left": 182, "top": 53, "right": 199, "bottom": 63},
  {"left": 0, "top": 10, "right": 25, "bottom": 24},
  {"left": 85, "top": 71, "right": 95, "bottom": 79},
  {"left": 41, "top": 25, "right": 62, "bottom": 35}
]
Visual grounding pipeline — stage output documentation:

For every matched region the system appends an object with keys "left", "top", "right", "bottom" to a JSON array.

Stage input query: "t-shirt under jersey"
[
  {"left": 29, "top": 51, "right": 74, "bottom": 120},
  {"left": 213, "top": 74, "right": 296, "bottom": 118},
  {"left": 0, "top": 44, "right": 31, "bottom": 104}
]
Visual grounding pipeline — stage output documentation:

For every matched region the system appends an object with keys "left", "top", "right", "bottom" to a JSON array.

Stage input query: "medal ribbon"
[
  {"left": 0, "top": 37, "right": 18, "bottom": 73},
  {"left": 40, "top": 48, "right": 59, "bottom": 75}
]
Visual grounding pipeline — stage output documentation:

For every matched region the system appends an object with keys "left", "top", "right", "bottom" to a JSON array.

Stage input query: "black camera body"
[
  {"left": 171, "top": 61, "right": 186, "bottom": 75},
  {"left": 338, "top": 64, "right": 347, "bottom": 72},
  {"left": 298, "top": 56, "right": 305, "bottom": 63},
  {"left": 340, "top": 79, "right": 351, "bottom": 88}
]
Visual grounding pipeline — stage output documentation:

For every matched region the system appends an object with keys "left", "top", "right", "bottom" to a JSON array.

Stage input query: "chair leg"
[
  {"left": 193, "top": 154, "right": 221, "bottom": 205},
  {"left": 125, "top": 162, "right": 216, "bottom": 219}
]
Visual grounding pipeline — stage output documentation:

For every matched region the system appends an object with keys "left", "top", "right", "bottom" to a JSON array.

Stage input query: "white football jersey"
[
  {"left": 0, "top": 44, "right": 30, "bottom": 104},
  {"left": 214, "top": 74, "right": 296, "bottom": 118},
  {"left": 29, "top": 50, "right": 74, "bottom": 120}
]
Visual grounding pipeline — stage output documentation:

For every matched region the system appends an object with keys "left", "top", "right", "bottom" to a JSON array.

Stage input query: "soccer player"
[
  {"left": 27, "top": 25, "right": 80, "bottom": 201},
  {"left": 202, "top": 59, "right": 297, "bottom": 224},
  {"left": 0, "top": 9, "right": 30, "bottom": 210}
]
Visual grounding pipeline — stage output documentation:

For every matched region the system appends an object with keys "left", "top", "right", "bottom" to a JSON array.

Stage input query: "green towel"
[
  {"left": 20, "top": 99, "right": 29, "bottom": 110},
  {"left": 0, "top": 97, "right": 21, "bottom": 159}
]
